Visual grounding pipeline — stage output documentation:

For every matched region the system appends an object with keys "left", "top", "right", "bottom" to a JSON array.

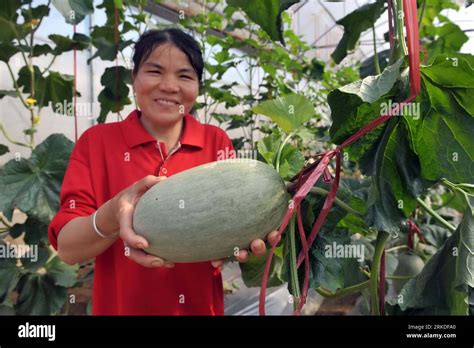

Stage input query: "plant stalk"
[
  {"left": 275, "top": 133, "right": 293, "bottom": 173},
  {"left": 416, "top": 197, "right": 456, "bottom": 232},
  {"left": 309, "top": 187, "right": 363, "bottom": 217},
  {"left": 288, "top": 214, "right": 301, "bottom": 310},
  {"left": 372, "top": 24, "right": 381, "bottom": 75},
  {"left": 370, "top": 231, "right": 390, "bottom": 315},
  {"left": 316, "top": 280, "right": 370, "bottom": 299}
]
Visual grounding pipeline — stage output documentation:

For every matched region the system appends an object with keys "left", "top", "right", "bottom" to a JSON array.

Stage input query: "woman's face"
[{"left": 133, "top": 43, "right": 199, "bottom": 126}]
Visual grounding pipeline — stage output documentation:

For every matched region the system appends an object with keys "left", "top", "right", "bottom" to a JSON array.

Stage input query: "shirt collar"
[{"left": 120, "top": 109, "right": 205, "bottom": 149}]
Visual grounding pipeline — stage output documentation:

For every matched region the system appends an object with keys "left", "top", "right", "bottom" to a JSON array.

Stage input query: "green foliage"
[
  {"left": 331, "top": 0, "right": 386, "bottom": 64},
  {"left": 227, "top": 0, "right": 299, "bottom": 45},
  {"left": 406, "top": 54, "right": 474, "bottom": 184},
  {"left": 0, "top": 134, "right": 73, "bottom": 222},
  {"left": 51, "top": 0, "right": 94, "bottom": 25},
  {"left": 253, "top": 94, "right": 315, "bottom": 133},
  {"left": 239, "top": 246, "right": 285, "bottom": 287},
  {"left": 388, "top": 198, "right": 474, "bottom": 315}
]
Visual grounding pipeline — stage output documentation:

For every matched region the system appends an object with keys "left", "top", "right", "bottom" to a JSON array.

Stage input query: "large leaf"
[
  {"left": 328, "top": 60, "right": 402, "bottom": 165},
  {"left": 338, "top": 59, "right": 403, "bottom": 103},
  {"left": 331, "top": 0, "right": 386, "bottom": 64},
  {"left": 17, "top": 66, "right": 77, "bottom": 110},
  {"left": 405, "top": 55, "right": 474, "bottom": 184},
  {"left": 0, "top": 134, "right": 74, "bottom": 222},
  {"left": 52, "top": 0, "right": 93, "bottom": 25},
  {"left": 49, "top": 33, "right": 91, "bottom": 55},
  {"left": 14, "top": 273, "right": 67, "bottom": 315},
  {"left": 365, "top": 119, "right": 430, "bottom": 234},
  {"left": 252, "top": 94, "right": 314, "bottom": 134},
  {"left": 388, "top": 198, "right": 474, "bottom": 315},
  {"left": 97, "top": 66, "right": 132, "bottom": 123},
  {"left": 0, "top": 0, "right": 27, "bottom": 43},
  {"left": 0, "top": 251, "right": 21, "bottom": 305},
  {"left": 426, "top": 22, "right": 468, "bottom": 63},
  {"left": 227, "top": 0, "right": 299, "bottom": 45}
]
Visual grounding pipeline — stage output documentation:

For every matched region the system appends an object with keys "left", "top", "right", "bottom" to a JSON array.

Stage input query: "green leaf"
[
  {"left": 227, "top": 0, "right": 299, "bottom": 45},
  {"left": 252, "top": 94, "right": 314, "bottom": 134},
  {"left": 421, "top": 224, "right": 451, "bottom": 248},
  {"left": 14, "top": 273, "right": 67, "bottom": 315},
  {"left": 97, "top": 66, "right": 132, "bottom": 123},
  {"left": 17, "top": 66, "right": 77, "bottom": 110},
  {"left": 405, "top": 57, "right": 474, "bottom": 183},
  {"left": 278, "top": 143, "right": 305, "bottom": 179},
  {"left": 422, "top": 54, "right": 474, "bottom": 88},
  {"left": 257, "top": 131, "right": 305, "bottom": 180},
  {"left": 31, "top": 43, "right": 53, "bottom": 57},
  {"left": 46, "top": 256, "right": 79, "bottom": 288},
  {"left": 337, "top": 59, "right": 403, "bottom": 104},
  {"left": 23, "top": 216, "right": 49, "bottom": 245},
  {"left": 0, "top": 250, "right": 21, "bottom": 305},
  {"left": 0, "top": 43, "right": 19, "bottom": 62},
  {"left": 365, "top": 119, "right": 429, "bottom": 234},
  {"left": 0, "top": 134, "right": 74, "bottom": 222},
  {"left": 239, "top": 246, "right": 284, "bottom": 288},
  {"left": 310, "top": 228, "right": 364, "bottom": 293},
  {"left": 426, "top": 22, "right": 469, "bottom": 62},
  {"left": 328, "top": 61, "right": 403, "bottom": 162},
  {"left": 88, "top": 25, "right": 133, "bottom": 63},
  {"left": 0, "top": 0, "right": 23, "bottom": 20},
  {"left": 0, "top": 144, "right": 9, "bottom": 156},
  {"left": 52, "top": 0, "right": 93, "bottom": 25},
  {"left": 0, "top": 90, "right": 17, "bottom": 99},
  {"left": 331, "top": 0, "right": 386, "bottom": 64},
  {"left": 388, "top": 199, "right": 474, "bottom": 314},
  {"left": 21, "top": 4, "right": 49, "bottom": 22},
  {"left": 257, "top": 132, "right": 280, "bottom": 165},
  {"left": 49, "top": 33, "right": 91, "bottom": 54}
]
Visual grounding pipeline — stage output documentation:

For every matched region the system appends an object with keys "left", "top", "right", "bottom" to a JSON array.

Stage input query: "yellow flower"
[
  {"left": 25, "top": 98, "right": 37, "bottom": 105},
  {"left": 33, "top": 114, "right": 41, "bottom": 126},
  {"left": 25, "top": 18, "right": 40, "bottom": 28}
]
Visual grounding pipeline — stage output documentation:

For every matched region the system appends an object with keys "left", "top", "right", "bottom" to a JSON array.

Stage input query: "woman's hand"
[
  {"left": 210, "top": 230, "right": 281, "bottom": 268},
  {"left": 111, "top": 175, "right": 175, "bottom": 268}
]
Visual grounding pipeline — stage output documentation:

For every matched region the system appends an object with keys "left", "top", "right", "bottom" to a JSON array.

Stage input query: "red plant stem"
[
  {"left": 379, "top": 250, "right": 386, "bottom": 315},
  {"left": 407, "top": 222, "right": 414, "bottom": 249},
  {"left": 73, "top": 24, "right": 78, "bottom": 142},
  {"left": 297, "top": 153, "right": 341, "bottom": 267},
  {"left": 294, "top": 207, "right": 310, "bottom": 315},
  {"left": 403, "top": 0, "right": 421, "bottom": 96},
  {"left": 114, "top": 4, "right": 119, "bottom": 121}
]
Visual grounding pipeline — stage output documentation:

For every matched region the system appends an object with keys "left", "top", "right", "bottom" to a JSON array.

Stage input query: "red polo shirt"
[{"left": 48, "top": 110, "right": 235, "bottom": 315}]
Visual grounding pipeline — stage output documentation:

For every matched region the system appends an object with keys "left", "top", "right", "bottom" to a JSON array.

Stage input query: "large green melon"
[{"left": 132, "top": 159, "right": 290, "bottom": 263}]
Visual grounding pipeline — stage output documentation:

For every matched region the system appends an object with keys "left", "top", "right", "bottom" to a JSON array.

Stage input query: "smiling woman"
[{"left": 47, "top": 28, "right": 279, "bottom": 315}]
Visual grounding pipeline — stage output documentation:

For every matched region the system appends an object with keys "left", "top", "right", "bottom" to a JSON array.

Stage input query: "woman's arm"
[
  {"left": 57, "top": 175, "right": 172, "bottom": 267},
  {"left": 57, "top": 198, "right": 119, "bottom": 265}
]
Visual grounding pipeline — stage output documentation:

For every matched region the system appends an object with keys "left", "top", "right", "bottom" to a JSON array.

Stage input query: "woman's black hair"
[{"left": 132, "top": 28, "right": 204, "bottom": 83}]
